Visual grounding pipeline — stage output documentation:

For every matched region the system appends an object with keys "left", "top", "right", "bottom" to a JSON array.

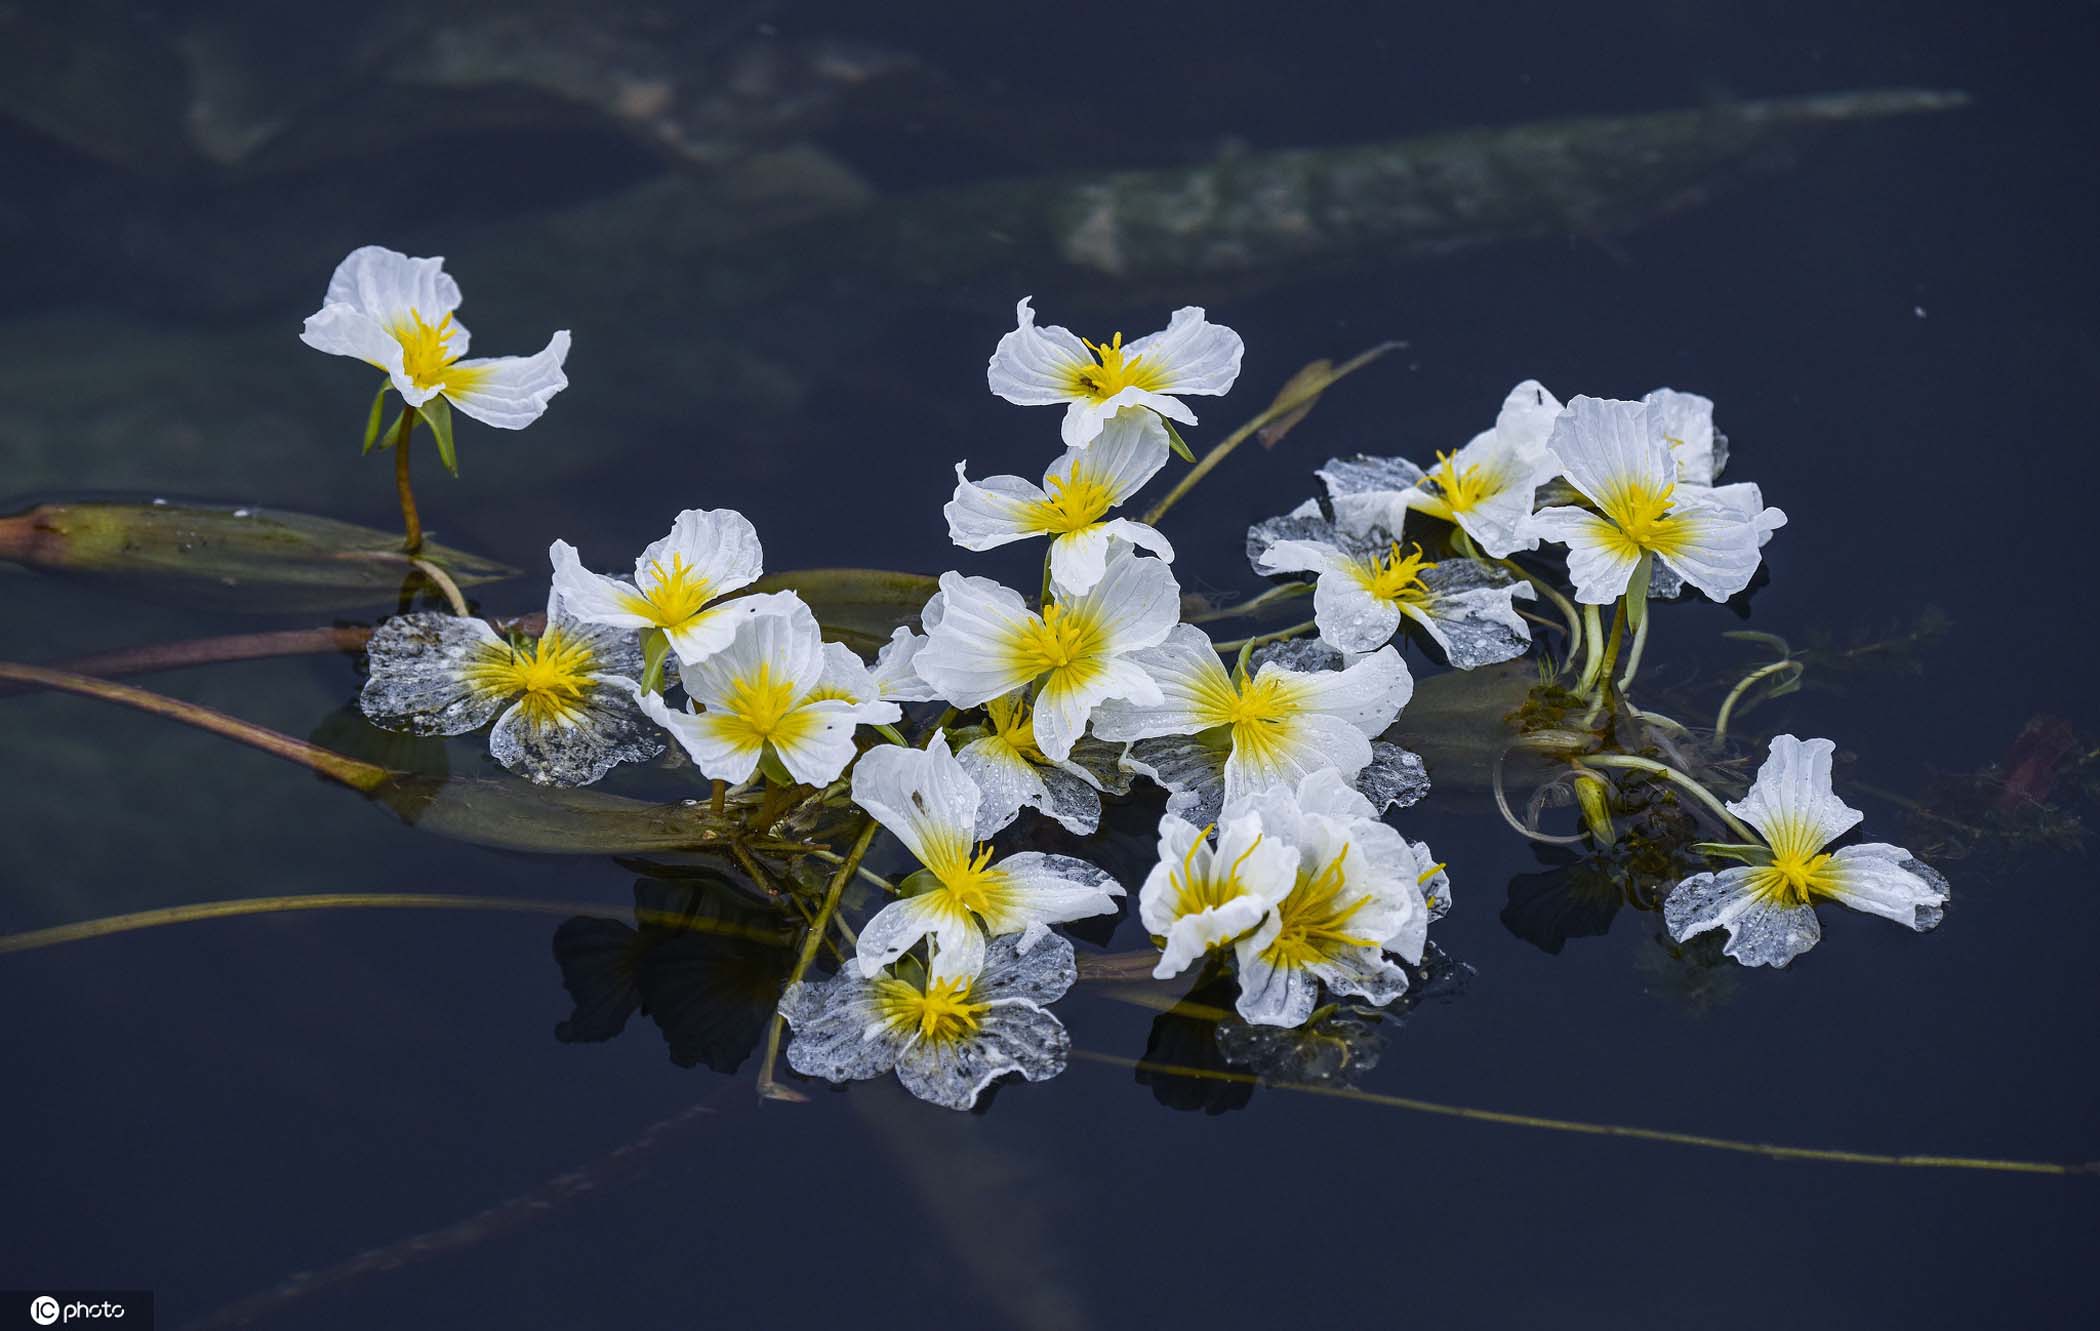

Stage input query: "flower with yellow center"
[
  {"left": 986, "top": 296, "right": 1245, "bottom": 449},
  {"left": 1529, "top": 395, "right": 1779, "bottom": 606},
  {"left": 1095, "top": 624, "right": 1413, "bottom": 811},
  {"left": 916, "top": 550, "right": 1180, "bottom": 762},
  {"left": 359, "top": 585, "right": 663, "bottom": 788},
  {"left": 780, "top": 931, "right": 1078, "bottom": 1111},
  {"left": 849, "top": 732, "right": 1123, "bottom": 981},
  {"left": 1663, "top": 735, "right": 1949, "bottom": 969},
  {"left": 1138, "top": 812, "right": 1300, "bottom": 979},
  {"left": 551, "top": 508, "right": 783, "bottom": 667},
  {"left": 301, "top": 245, "right": 570, "bottom": 429},
  {"left": 1318, "top": 379, "right": 1566, "bottom": 558},
  {"left": 952, "top": 690, "right": 1133, "bottom": 839},
  {"left": 1227, "top": 769, "right": 1440, "bottom": 1029},
  {"left": 946, "top": 409, "right": 1177, "bottom": 595},
  {"left": 636, "top": 596, "right": 899, "bottom": 786}
]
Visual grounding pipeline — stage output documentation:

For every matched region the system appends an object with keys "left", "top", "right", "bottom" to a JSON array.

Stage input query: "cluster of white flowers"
[{"left": 326, "top": 255, "right": 1948, "bottom": 1110}]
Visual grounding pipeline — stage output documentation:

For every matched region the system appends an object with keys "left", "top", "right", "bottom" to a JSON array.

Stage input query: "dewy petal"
[
  {"left": 322, "top": 245, "right": 463, "bottom": 327},
  {"left": 1526, "top": 505, "right": 1643, "bottom": 605},
  {"left": 1278, "top": 643, "right": 1412, "bottom": 735},
  {"left": 1728, "top": 735, "right": 1863, "bottom": 857},
  {"left": 1357, "top": 740, "right": 1432, "bottom": 814},
  {"left": 1546, "top": 395, "right": 1675, "bottom": 512},
  {"left": 488, "top": 678, "right": 663, "bottom": 787},
  {"left": 1032, "top": 656, "right": 1158, "bottom": 762},
  {"left": 945, "top": 465, "right": 1050, "bottom": 552},
  {"left": 299, "top": 304, "right": 415, "bottom": 398},
  {"left": 955, "top": 733, "right": 1050, "bottom": 840},
  {"left": 635, "top": 508, "right": 766, "bottom": 603},
  {"left": 1067, "top": 545, "right": 1181, "bottom": 655},
  {"left": 916, "top": 573, "right": 1043, "bottom": 707},
  {"left": 1652, "top": 492, "right": 1764, "bottom": 602},
  {"left": 1121, "top": 306, "right": 1245, "bottom": 396},
  {"left": 1317, "top": 455, "right": 1426, "bottom": 537},
  {"left": 971, "top": 930, "right": 1078, "bottom": 1006},
  {"left": 1233, "top": 945, "right": 1324, "bottom": 1028},
  {"left": 1644, "top": 387, "right": 1718, "bottom": 486},
  {"left": 852, "top": 892, "right": 970, "bottom": 979},
  {"left": 975, "top": 851, "right": 1124, "bottom": 938},
  {"left": 848, "top": 734, "right": 984, "bottom": 878},
  {"left": 1034, "top": 763, "right": 1107, "bottom": 836},
  {"left": 1820, "top": 844, "right": 1950, "bottom": 931},
  {"left": 1307, "top": 945, "right": 1412, "bottom": 1008},
  {"left": 1080, "top": 408, "right": 1173, "bottom": 502},
  {"left": 1402, "top": 559, "right": 1535, "bottom": 669},
  {"left": 1663, "top": 866, "right": 1823, "bottom": 968},
  {"left": 893, "top": 1001, "right": 1070, "bottom": 1111},
  {"left": 359, "top": 611, "right": 512, "bottom": 736},
  {"left": 441, "top": 330, "right": 571, "bottom": 429},
  {"left": 1312, "top": 563, "right": 1405, "bottom": 654},
  {"left": 1123, "top": 733, "right": 1230, "bottom": 827},
  {"left": 680, "top": 598, "right": 827, "bottom": 710},
  {"left": 986, "top": 296, "right": 1094, "bottom": 406},
  {"left": 779, "top": 969, "right": 906, "bottom": 1085}
]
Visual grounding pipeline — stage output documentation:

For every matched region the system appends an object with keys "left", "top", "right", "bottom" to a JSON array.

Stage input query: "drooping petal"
[
  {"left": 487, "top": 680, "right": 664, "bottom": 787},
  {"left": 1305, "top": 944, "right": 1412, "bottom": 1008},
  {"left": 1274, "top": 643, "right": 1412, "bottom": 735},
  {"left": 971, "top": 930, "right": 1078, "bottom": 1006},
  {"left": 1051, "top": 519, "right": 1174, "bottom": 598},
  {"left": 1526, "top": 505, "right": 1644, "bottom": 605},
  {"left": 440, "top": 330, "right": 571, "bottom": 429},
  {"left": 359, "top": 611, "right": 513, "bottom": 735},
  {"left": 1662, "top": 867, "right": 1823, "bottom": 968},
  {"left": 1233, "top": 945, "right": 1324, "bottom": 1028},
  {"left": 945, "top": 465, "right": 1051, "bottom": 552},
  {"left": 985, "top": 296, "right": 1094, "bottom": 405},
  {"left": 1728, "top": 735, "right": 1863, "bottom": 858},
  {"left": 661, "top": 591, "right": 804, "bottom": 669},
  {"left": 1311, "top": 563, "right": 1406, "bottom": 654},
  {"left": 1078, "top": 408, "right": 1174, "bottom": 503},
  {"left": 298, "top": 304, "right": 416, "bottom": 398},
  {"left": 779, "top": 969, "right": 906, "bottom": 1085},
  {"left": 1819, "top": 844, "right": 1950, "bottom": 931},
  {"left": 1400, "top": 560, "right": 1536, "bottom": 669}
]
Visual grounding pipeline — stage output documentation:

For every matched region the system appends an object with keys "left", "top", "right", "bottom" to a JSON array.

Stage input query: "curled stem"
[
  {"left": 409, "top": 557, "right": 470, "bottom": 616},
  {"left": 1492, "top": 747, "right": 1586, "bottom": 845},
  {"left": 1714, "top": 659, "right": 1803, "bottom": 745},
  {"left": 756, "top": 814, "right": 881, "bottom": 1102},
  {"left": 1580, "top": 752, "right": 1759, "bottom": 842}
]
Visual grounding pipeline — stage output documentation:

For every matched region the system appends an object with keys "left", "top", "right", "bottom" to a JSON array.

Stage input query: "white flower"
[
  {"left": 1527, "top": 395, "right": 1783, "bottom": 605},
  {"left": 867, "top": 627, "right": 943, "bottom": 703},
  {"left": 914, "top": 548, "right": 1181, "bottom": 762},
  {"left": 848, "top": 734, "right": 1124, "bottom": 980},
  {"left": 1253, "top": 514, "right": 1534, "bottom": 667},
  {"left": 550, "top": 508, "right": 781, "bottom": 667},
  {"left": 1662, "top": 735, "right": 1949, "bottom": 969},
  {"left": 637, "top": 597, "right": 899, "bottom": 786},
  {"left": 952, "top": 690, "right": 1132, "bottom": 838},
  {"left": 1228, "top": 770, "right": 1442, "bottom": 1028},
  {"left": 986, "top": 297, "right": 1244, "bottom": 449},
  {"left": 359, "top": 586, "right": 660, "bottom": 787},
  {"left": 946, "top": 408, "right": 1176, "bottom": 595},
  {"left": 1318, "top": 380, "right": 1565, "bottom": 558},
  {"left": 300, "top": 245, "right": 570, "bottom": 428},
  {"left": 780, "top": 930, "right": 1077, "bottom": 1111},
  {"left": 1093, "top": 623, "right": 1412, "bottom": 809},
  {"left": 1139, "top": 812, "right": 1299, "bottom": 980}
]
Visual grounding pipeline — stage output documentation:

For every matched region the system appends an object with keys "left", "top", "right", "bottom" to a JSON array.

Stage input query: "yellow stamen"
[
  {"left": 1032, "top": 467, "right": 1117, "bottom": 533},
  {"left": 1060, "top": 331, "right": 1171, "bottom": 403},
  {"left": 924, "top": 839, "right": 1004, "bottom": 916},
  {"left": 1261, "top": 845, "right": 1377, "bottom": 968},
  {"left": 460, "top": 626, "right": 598, "bottom": 728},
  {"left": 626, "top": 552, "right": 716, "bottom": 628},
  {"left": 1355, "top": 541, "right": 1437, "bottom": 605},
  {"left": 716, "top": 661, "right": 815, "bottom": 749},
  {"left": 1169, "top": 824, "right": 1265, "bottom": 917},
  {"left": 1429, "top": 450, "right": 1500, "bottom": 515},
  {"left": 1595, "top": 478, "right": 1682, "bottom": 557},
  {"left": 1191, "top": 668, "right": 1307, "bottom": 767},
  {"left": 988, "top": 692, "right": 1049, "bottom": 766},
  {"left": 1009, "top": 601, "right": 1103, "bottom": 676},
  {"left": 391, "top": 309, "right": 463, "bottom": 391},
  {"left": 874, "top": 974, "right": 987, "bottom": 1044}
]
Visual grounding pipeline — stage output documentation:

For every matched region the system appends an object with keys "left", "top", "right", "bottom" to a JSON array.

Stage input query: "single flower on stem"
[
  {"left": 849, "top": 734, "right": 1123, "bottom": 980},
  {"left": 1661, "top": 735, "right": 1949, "bottom": 968},
  {"left": 915, "top": 548, "right": 1181, "bottom": 761},
  {"left": 637, "top": 597, "right": 898, "bottom": 786},
  {"left": 946, "top": 408, "right": 1176, "bottom": 595},
  {"left": 780, "top": 930, "right": 1077, "bottom": 1111},
  {"left": 1139, "top": 811, "right": 1300, "bottom": 980},
  {"left": 551, "top": 508, "right": 779, "bottom": 668},
  {"left": 986, "top": 297, "right": 1244, "bottom": 449}
]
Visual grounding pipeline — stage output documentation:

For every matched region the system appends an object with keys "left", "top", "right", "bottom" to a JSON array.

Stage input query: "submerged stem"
[
  {"left": 1580, "top": 752, "right": 1759, "bottom": 842},
  {"left": 756, "top": 814, "right": 881, "bottom": 1102},
  {"left": 409, "top": 557, "right": 470, "bottom": 616},
  {"left": 1714, "top": 658, "right": 1802, "bottom": 745},
  {"left": 1495, "top": 558, "right": 1582, "bottom": 664}
]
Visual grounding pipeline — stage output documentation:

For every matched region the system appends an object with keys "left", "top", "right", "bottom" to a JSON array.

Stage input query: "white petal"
[
  {"left": 979, "top": 851, "right": 1124, "bottom": 937},
  {"left": 1047, "top": 524, "right": 1115, "bottom": 598},
  {"left": 298, "top": 304, "right": 414, "bottom": 397},
  {"left": 1452, "top": 451, "right": 1563, "bottom": 557},
  {"left": 1033, "top": 656, "right": 1159, "bottom": 761},
  {"left": 1546, "top": 395, "right": 1674, "bottom": 512},
  {"left": 1644, "top": 387, "right": 1717, "bottom": 485},
  {"left": 633, "top": 507, "right": 764, "bottom": 600},
  {"left": 1276, "top": 644, "right": 1412, "bottom": 734},
  {"left": 945, "top": 464, "right": 1050, "bottom": 551},
  {"left": 893, "top": 1000, "right": 1068, "bottom": 1110},
  {"left": 441, "top": 330, "right": 571, "bottom": 429},
  {"left": 1493, "top": 378, "right": 1565, "bottom": 453},
  {"left": 915, "top": 573, "right": 1042, "bottom": 707},
  {"left": 972, "top": 930, "right": 1078, "bottom": 1006},
  {"left": 1222, "top": 711, "right": 1373, "bottom": 808},
  {"left": 1702, "top": 480, "right": 1788, "bottom": 547},
  {"left": 1727, "top": 735, "right": 1862, "bottom": 857},
  {"left": 1091, "top": 622, "right": 1231, "bottom": 741},
  {"left": 1662, "top": 867, "right": 1822, "bottom": 968},
  {"left": 854, "top": 892, "right": 964, "bottom": 978},
  {"left": 1653, "top": 493, "right": 1764, "bottom": 602},
  {"left": 870, "top": 627, "right": 942, "bottom": 702},
  {"left": 955, "top": 734, "right": 1047, "bottom": 839},
  {"left": 1526, "top": 505, "right": 1643, "bottom": 605},
  {"left": 1232, "top": 946, "right": 1322, "bottom": 1028},
  {"left": 769, "top": 699, "right": 874, "bottom": 785},
  {"left": 1312, "top": 566, "right": 1405, "bottom": 654},
  {"left": 1121, "top": 306, "right": 1245, "bottom": 396},
  {"left": 1071, "top": 408, "right": 1172, "bottom": 502},
  {"left": 321, "top": 246, "right": 461, "bottom": 326},
  {"left": 1061, "top": 390, "right": 1195, "bottom": 450},
  {"left": 488, "top": 684, "right": 662, "bottom": 788},
  {"left": 849, "top": 734, "right": 983, "bottom": 877},
  {"left": 678, "top": 599, "right": 826, "bottom": 710},
  {"left": 635, "top": 688, "right": 761, "bottom": 783},
  {"left": 1820, "top": 844, "right": 1949, "bottom": 931},
  {"left": 661, "top": 590, "right": 804, "bottom": 669},
  {"left": 548, "top": 540, "right": 655, "bottom": 629},
  {"left": 1061, "top": 545, "right": 1181, "bottom": 654},
  {"left": 986, "top": 296, "right": 1092, "bottom": 406},
  {"left": 358, "top": 611, "right": 511, "bottom": 735}
]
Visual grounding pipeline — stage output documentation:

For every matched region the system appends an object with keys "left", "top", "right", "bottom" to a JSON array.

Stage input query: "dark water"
[{"left": 4, "top": 3, "right": 2096, "bottom": 1327}]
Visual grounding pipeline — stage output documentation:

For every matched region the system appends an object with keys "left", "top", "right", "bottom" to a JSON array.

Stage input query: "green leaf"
[
  {"left": 361, "top": 381, "right": 393, "bottom": 454},
  {"left": 637, "top": 628, "right": 671, "bottom": 695},
  {"left": 418, "top": 396, "right": 459, "bottom": 476},
  {"left": 744, "top": 567, "right": 941, "bottom": 652},
  {"left": 1163, "top": 418, "right": 1197, "bottom": 463},
  {"left": 374, "top": 407, "right": 407, "bottom": 452}
]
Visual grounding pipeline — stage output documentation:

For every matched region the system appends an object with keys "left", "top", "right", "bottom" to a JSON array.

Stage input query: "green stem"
[
  {"left": 391, "top": 407, "right": 422, "bottom": 554},
  {"left": 757, "top": 815, "right": 882, "bottom": 1102},
  {"left": 1495, "top": 558, "right": 1582, "bottom": 664},
  {"left": 806, "top": 848, "right": 900, "bottom": 895},
  {"left": 1212, "top": 618, "right": 1318, "bottom": 656},
  {"left": 1617, "top": 556, "right": 1654, "bottom": 694},
  {"left": 1576, "top": 604, "right": 1606, "bottom": 688},
  {"left": 1714, "top": 659, "right": 1802, "bottom": 745},
  {"left": 1184, "top": 581, "right": 1313, "bottom": 624},
  {"left": 1580, "top": 753, "right": 1759, "bottom": 842},
  {"left": 637, "top": 629, "right": 672, "bottom": 695}
]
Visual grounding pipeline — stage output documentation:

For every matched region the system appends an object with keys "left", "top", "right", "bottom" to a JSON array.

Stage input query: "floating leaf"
[
  {"left": 746, "top": 567, "right": 940, "bottom": 651},
  {"left": 1384, "top": 660, "right": 1536, "bottom": 792},
  {"left": 0, "top": 498, "right": 515, "bottom": 611},
  {"left": 418, "top": 395, "right": 459, "bottom": 476},
  {"left": 379, "top": 775, "right": 753, "bottom": 855}
]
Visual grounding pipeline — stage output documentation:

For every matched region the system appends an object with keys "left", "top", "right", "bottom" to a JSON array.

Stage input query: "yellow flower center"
[
  {"left": 1747, "top": 848, "right": 1835, "bottom": 907},
  {"left": 1355, "top": 541, "right": 1436, "bottom": 605},
  {"left": 1009, "top": 602, "right": 1104, "bottom": 676},
  {"left": 1429, "top": 450, "right": 1500, "bottom": 515},
  {"left": 1261, "top": 845, "right": 1376, "bottom": 968},
  {"left": 1192, "top": 667, "right": 1307, "bottom": 767},
  {"left": 719, "top": 661, "right": 814, "bottom": 747},
  {"left": 987, "top": 693, "right": 1049, "bottom": 766},
  {"left": 1061, "top": 332, "right": 1170, "bottom": 403},
  {"left": 924, "top": 839, "right": 1004, "bottom": 916},
  {"left": 1596, "top": 479, "right": 1681, "bottom": 556},
  {"left": 622, "top": 552, "right": 716, "bottom": 628},
  {"left": 392, "top": 309, "right": 464, "bottom": 391},
  {"left": 1032, "top": 467, "right": 1117, "bottom": 533},
  {"left": 1168, "top": 823, "right": 1266, "bottom": 918},
  {"left": 874, "top": 974, "right": 987, "bottom": 1044},
  {"left": 461, "top": 626, "right": 598, "bottom": 728}
]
